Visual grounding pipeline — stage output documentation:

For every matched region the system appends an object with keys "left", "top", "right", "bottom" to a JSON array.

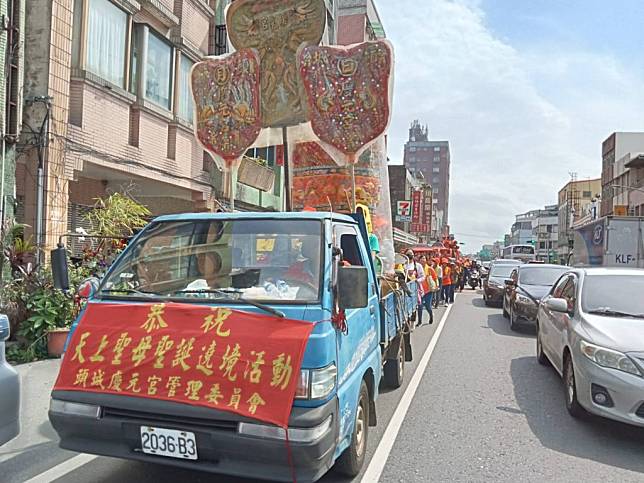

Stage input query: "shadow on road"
[
  {"left": 486, "top": 313, "right": 535, "bottom": 339},
  {"left": 471, "top": 297, "right": 487, "bottom": 308},
  {"left": 511, "top": 356, "right": 644, "bottom": 475}
]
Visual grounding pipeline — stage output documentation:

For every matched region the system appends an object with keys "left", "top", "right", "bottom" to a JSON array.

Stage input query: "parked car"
[
  {"left": 502, "top": 264, "right": 569, "bottom": 330},
  {"left": 483, "top": 260, "right": 522, "bottom": 306},
  {"left": 536, "top": 268, "right": 644, "bottom": 426},
  {"left": 0, "top": 314, "right": 20, "bottom": 446}
]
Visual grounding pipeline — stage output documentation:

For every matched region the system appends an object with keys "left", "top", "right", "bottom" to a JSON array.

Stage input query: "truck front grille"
[{"left": 102, "top": 406, "right": 239, "bottom": 432}]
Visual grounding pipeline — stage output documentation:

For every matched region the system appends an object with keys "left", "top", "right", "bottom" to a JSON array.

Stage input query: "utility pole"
[{"left": 32, "top": 96, "right": 52, "bottom": 266}]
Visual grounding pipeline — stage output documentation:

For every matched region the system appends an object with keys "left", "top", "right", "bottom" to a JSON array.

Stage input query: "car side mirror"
[
  {"left": 77, "top": 277, "right": 100, "bottom": 300},
  {"left": 337, "top": 266, "right": 369, "bottom": 310},
  {"left": 51, "top": 243, "right": 70, "bottom": 291},
  {"left": 0, "top": 314, "right": 9, "bottom": 342},
  {"left": 545, "top": 297, "right": 569, "bottom": 314}
]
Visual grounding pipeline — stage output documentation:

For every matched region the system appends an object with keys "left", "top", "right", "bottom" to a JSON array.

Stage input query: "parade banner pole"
[{"left": 282, "top": 126, "right": 292, "bottom": 211}]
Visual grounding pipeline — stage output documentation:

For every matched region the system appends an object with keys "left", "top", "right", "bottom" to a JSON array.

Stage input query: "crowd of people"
[{"left": 396, "top": 249, "right": 480, "bottom": 326}]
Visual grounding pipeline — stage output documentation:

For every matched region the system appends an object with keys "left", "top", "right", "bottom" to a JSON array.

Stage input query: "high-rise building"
[{"left": 403, "top": 120, "right": 451, "bottom": 235}]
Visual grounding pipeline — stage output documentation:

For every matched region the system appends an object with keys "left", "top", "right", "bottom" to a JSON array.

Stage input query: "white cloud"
[{"left": 378, "top": 0, "right": 644, "bottom": 251}]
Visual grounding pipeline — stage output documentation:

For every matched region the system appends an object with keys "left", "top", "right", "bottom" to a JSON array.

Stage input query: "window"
[
  {"left": 339, "top": 231, "right": 365, "bottom": 267},
  {"left": 539, "top": 241, "right": 546, "bottom": 250},
  {"left": 432, "top": 176, "right": 439, "bottom": 184},
  {"left": 434, "top": 146, "right": 440, "bottom": 152},
  {"left": 214, "top": 25, "right": 228, "bottom": 55},
  {"left": 560, "top": 278, "right": 577, "bottom": 313},
  {"left": 85, "top": 0, "right": 128, "bottom": 87},
  {"left": 178, "top": 55, "right": 194, "bottom": 123},
  {"left": 409, "top": 147, "right": 417, "bottom": 152},
  {"left": 146, "top": 31, "right": 173, "bottom": 109},
  {"left": 434, "top": 156, "right": 440, "bottom": 162},
  {"left": 433, "top": 167, "right": 440, "bottom": 173},
  {"left": 583, "top": 191, "right": 592, "bottom": 198}
]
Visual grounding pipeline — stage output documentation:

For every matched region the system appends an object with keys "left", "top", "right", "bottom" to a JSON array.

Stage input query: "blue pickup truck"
[{"left": 49, "top": 211, "right": 418, "bottom": 482}]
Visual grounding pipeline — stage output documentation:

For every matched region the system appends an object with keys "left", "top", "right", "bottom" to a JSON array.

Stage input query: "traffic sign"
[{"left": 397, "top": 201, "right": 411, "bottom": 216}]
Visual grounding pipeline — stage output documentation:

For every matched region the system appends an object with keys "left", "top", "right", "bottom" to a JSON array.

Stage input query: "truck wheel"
[
  {"left": 335, "top": 381, "right": 369, "bottom": 477},
  {"left": 384, "top": 338, "right": 405, "bottom": 388}
]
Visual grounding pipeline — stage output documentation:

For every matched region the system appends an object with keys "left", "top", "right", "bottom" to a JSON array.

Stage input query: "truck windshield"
[{"left": 99, "top": 219, "right": 323, "bottom": 304}]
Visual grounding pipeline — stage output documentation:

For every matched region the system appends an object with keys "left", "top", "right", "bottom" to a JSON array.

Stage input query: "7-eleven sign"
[{"left": 397, "top": 201, "right": 411, "bottom": 216}]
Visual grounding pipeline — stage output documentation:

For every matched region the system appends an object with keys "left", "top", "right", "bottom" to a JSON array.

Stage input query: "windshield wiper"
[
  {"left": 99, "top": 288, "right": 159, "bottom": 296},
  {"left": 587, "top": 308, "right": 644, "bottom": 318},
  {"left": 170, "top": 289, "right": 285, "bottom": 319}
]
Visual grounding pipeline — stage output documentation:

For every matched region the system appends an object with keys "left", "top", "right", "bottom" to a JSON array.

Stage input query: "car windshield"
[
  {"left": 582, "top": 275, "right": 644, "bottom": 316},
  {"left": 519, "top": 267, "right": 568, "bottom": 286},
  {"left": 490, "top": 265, "right": 517, "bottom": 278},
  {"left": 99, "top": 219, "right": 323, "bottom": 304}
]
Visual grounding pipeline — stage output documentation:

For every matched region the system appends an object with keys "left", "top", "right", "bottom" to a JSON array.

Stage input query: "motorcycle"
[{"left": 468, "top": 270, "right": 481, "bottom": 289}]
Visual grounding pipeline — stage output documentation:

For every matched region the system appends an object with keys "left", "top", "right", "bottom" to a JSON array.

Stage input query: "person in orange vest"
[{"left": 441, "top": 258, "right": 453, "bottom": 307}]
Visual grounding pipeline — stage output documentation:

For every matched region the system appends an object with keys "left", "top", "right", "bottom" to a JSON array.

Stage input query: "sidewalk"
[{"left": 0, "top": 358, "right": 61, "bottom": 464}]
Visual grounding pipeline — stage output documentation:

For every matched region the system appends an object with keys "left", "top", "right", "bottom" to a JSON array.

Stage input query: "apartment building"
[
  {"left": 557, "top": 177, "right": 601, "bottom": 260},
  {"left": 601, "top": 132, "right": 644, "bottom": 217},
  {"left": 16, "top": 0, "right": 342, "bottom": 251},
  {"left": 531, "top": 204, "right": 558, "bottom": 262}
]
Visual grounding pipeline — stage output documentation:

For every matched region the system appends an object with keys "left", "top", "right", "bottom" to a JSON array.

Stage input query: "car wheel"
[
  {"left": 484, "top": 294, "right": 490, "bottom": 306},
  {"left": 335, "top": 381, "right": 369, "bottom": 476},
  {"left": 536, "top": 323, "right": 548, "bottom": 366},
  {"left": 563, "top": 355, "right": 586, "bottom": 418}
]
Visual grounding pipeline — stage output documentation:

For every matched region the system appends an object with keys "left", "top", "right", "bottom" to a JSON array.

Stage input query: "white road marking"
[
  {"left": 23, "top": 453, "right": 99, "bottom": 483},
  {"left": 360, "top": 301, "right": 455, "bottom": 483}
]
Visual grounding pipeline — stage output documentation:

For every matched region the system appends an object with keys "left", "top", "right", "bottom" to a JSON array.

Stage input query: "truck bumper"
[{"left": 49, "top": 391, "right": 338, "bottom": 482}]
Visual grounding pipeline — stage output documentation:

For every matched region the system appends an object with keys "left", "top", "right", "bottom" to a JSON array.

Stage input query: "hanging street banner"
[
  {"left": 227, "top": 0, "right": 327, "bottom": 127},
  {"left": 191, "top": 49, "right": 262, "bottom": 169},
  {"left": 53, "top": 303, "right": 314, "bottom": 428},
  {"left": 412, "top": 190, "right": 422, "bottom": 224},
  {"left": 298, "top": 40, "right": 393, "bottom": 165}
]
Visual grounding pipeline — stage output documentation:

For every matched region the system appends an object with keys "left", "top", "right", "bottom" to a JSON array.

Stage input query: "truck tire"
[
  {"left": 335, "top": 381, "right": 369, "bottom": 477},
  {"left": 384, "top": 338, "right": 405, "bottom": 388}
]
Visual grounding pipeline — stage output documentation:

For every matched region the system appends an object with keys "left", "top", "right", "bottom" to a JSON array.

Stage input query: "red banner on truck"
[{"left": 53, "top": 303, "right": 314, "bottom": 428}]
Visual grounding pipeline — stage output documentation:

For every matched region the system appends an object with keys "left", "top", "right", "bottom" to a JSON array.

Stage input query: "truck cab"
[{"left": 49, "top": 212, "right": 387, "bottom": 482}]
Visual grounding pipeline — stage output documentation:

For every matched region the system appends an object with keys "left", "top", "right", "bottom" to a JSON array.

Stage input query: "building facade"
[
  {"left": 0, "top": 0, "right": 25, "bottom": 225},
  {"left": 403, "top": 120, "right": 450, "bottom": 235},
  {"left": 557, "top": 178, "right": 601, "bottom": 260},
  {"left": 531, "top": 204, "right": 558, "bottom": 262},
  {"left": 388, "top": 164, "right": 421, "bottom": 235},
  {"left": 510, "top": 210, "right": 537, "bottom": 246},
  {"left": 337, "top": 0, "right": 384, "bottom": 44},
  {"left": 17, "top": 0, "right": 344, "bottom": 251},
  {"left": 601, "top": 132, "right": 644, "bottom": 217}
]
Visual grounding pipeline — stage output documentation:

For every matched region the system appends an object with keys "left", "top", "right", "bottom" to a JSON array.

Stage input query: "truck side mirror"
[
  {"left": 338, "top": 266, "right": 369, "bottom": 310},
  {"left": 51, "top": 243, "right": 70, "bottom": 291}
]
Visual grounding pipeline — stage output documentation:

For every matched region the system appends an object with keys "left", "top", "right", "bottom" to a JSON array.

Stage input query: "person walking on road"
[
  {"left": 433, "top": 258, "right": 443, "bottom": 308},
  {"left": 441, "top": 259, "right": 453, "bottom": 306},
  {"left": 419, "top": 255, "right": 437, "bottom": 324},
  {"left": 405, "top": 250, "right": 426, "bottom": 326}
]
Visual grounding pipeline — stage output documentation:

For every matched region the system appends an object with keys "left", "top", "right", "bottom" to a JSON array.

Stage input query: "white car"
[
  {"left": 536, "top": 268, "right": 644, "bottom": 426},
  {"left": 0, "top": 314, "right": 20, "bottom": 445}
]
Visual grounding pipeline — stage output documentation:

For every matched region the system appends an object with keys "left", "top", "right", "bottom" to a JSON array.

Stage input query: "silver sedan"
[
  {"left": 536, "top": 268, "right": 644, "bottom": 426},
  {"left": 0, "top": 314, "right": 20, "bottom": 445}
]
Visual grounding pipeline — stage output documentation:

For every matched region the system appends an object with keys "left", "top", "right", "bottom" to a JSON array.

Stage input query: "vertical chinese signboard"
[
  {"left": 411, "top": 190, "right": 422, "bottom": 224},
  {"left": 53, "top": 303, "right": 314, "bottom": 428},
  {"left": 423, "top": 187, "right": 432, "bottom": 227}
]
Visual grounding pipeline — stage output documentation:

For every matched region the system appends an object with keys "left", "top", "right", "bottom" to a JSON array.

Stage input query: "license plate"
[{"left": 140, "top": 426, "right": 198, "bottom": 460}]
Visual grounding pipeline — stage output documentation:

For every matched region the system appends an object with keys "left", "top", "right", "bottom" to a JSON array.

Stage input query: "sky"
[{"left": 377, "top": 0, "right": 644, "bottom": 252}]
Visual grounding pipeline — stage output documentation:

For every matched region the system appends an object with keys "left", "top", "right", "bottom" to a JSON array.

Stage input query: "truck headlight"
[
  {"left": 49, "top": 399, "right": 101, "bottom": 418},
  {"left": 238, "top": 415, "right": 332, "bottom": 443},
  {"left": 580, "top": 341, "right": 641, "bottom": 376},
  {"left": 295, "top": 364, "right": 337, "bottom": 400}
]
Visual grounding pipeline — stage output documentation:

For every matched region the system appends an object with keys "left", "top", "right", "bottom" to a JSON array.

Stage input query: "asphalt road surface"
[{"left": 4, "top": 292, "right": 644, "bottom": 482}]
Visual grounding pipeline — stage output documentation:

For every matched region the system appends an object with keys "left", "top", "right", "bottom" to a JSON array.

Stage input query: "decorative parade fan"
[
  {"left": 227, "top": 0, "right": 327, "bottom": 128},
  {"left": 191, "top": 49, "right": 262, "bottom": 209},
  {"left": 298, "top": 40, "right": 394, "bottom": 208}
]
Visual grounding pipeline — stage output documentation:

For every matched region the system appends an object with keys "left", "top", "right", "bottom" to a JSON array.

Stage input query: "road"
[{"left": 3, "top": 292, "right": 644, "bottom": 482}]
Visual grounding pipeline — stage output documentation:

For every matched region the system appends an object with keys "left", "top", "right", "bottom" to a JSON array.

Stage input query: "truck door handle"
[{"left": 370, "top": 306, "right": 375, "bottom": 315}]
